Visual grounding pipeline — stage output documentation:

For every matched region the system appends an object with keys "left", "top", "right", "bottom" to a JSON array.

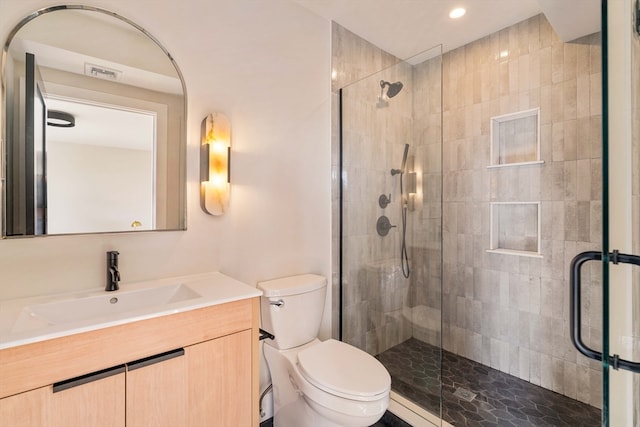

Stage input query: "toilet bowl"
[{"left": 258, "top": 274, "right": 391, "bottom": 427}]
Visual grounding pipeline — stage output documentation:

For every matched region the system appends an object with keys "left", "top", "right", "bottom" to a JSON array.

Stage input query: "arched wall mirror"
[{"left": 1, "top": 5, "right": 187, "bottom": 237}]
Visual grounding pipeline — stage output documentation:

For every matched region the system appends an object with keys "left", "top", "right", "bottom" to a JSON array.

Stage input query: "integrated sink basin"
[
  {"left": 0, "top": 272, "right": 263, "bottom": 349},
  {"left": 12, "top": 283, "right": 201, "bottom": 332}
]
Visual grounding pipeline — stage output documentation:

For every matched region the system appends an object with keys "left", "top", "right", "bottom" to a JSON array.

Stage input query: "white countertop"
[{"left": 0, "top": 272, "right": 262, "bottom": 350}]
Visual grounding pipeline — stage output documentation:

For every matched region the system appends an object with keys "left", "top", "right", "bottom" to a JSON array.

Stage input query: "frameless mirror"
[{"left": 2, "top": 5, "right": 186, "bottom": 237}]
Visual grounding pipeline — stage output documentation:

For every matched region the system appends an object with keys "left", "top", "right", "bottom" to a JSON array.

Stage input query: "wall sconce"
[
  {"left": 200, "top": 113, "right": 231, "bottom": 215},
  {"left": 405, "top": 155, "right": 417, "bottom": 211}
]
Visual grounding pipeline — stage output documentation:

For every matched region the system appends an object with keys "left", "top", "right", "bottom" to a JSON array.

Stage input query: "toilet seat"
[{"left": 297, "top": 339, "right": 391, "bottom": 401}]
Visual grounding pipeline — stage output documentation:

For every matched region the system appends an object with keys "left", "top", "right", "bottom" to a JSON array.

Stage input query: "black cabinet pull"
[
  {"left": 127, "top": 348, "right": 185, "bottom": 372},
  {"left": 53, "top": 364, "right": 125, "bottom": 393},
  {"left": 52, "top": 348, "right": 185, "bottom": 393}
]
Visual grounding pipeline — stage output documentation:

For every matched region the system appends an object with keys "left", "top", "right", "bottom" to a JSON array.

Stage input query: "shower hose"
[{"left": 400, "top": 173, "right": 410, "bottom": 279}]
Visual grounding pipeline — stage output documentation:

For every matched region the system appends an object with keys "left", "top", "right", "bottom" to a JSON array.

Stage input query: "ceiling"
[
  {"left": 46, "top": 98, "right": 154, "bottom": 151},
  {"left": 294, "top": 0, "right": 600, "bottom": 61}
]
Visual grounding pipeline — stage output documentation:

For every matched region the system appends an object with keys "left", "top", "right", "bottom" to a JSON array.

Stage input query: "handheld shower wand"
[{"left": 391, "top": 144, "right": 409, "bottom": 177}]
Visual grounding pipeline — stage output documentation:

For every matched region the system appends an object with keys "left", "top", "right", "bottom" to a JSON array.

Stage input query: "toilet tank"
[{"left": 257, "top": 274, "right": 327, "bottom": 350}]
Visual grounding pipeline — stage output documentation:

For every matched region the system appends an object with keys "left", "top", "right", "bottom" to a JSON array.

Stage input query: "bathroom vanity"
[{"left": 0, "top": 272, "right": 261, "bottom": 427}]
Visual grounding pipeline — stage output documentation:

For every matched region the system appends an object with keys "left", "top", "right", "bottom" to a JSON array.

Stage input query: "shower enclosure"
[
  {"left": 338, "top": 43, "right": 444, "bottom": 421},
  {"left": 334, "top": 7, "right": 623, "bottom": 424}
]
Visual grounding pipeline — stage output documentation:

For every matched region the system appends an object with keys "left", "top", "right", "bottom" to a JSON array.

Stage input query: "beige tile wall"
[
  {"left": 407, "top": 56, "right": 443, "bottom": 348},
  {"left": 442, "top": 14, "right": 602, "bottom": 408},
  {"left": 340, "top": 57, "right": 415, "bottom": 355},
  {"left": 332, "top": 23, "right": 443, "bottom": 355},
  {"left": 330, "top": 23, "right": 401, "bottom": 339}
]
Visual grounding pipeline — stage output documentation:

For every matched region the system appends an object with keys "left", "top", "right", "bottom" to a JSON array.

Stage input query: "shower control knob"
[
  {"left": 378, "top": 194, "right": 391, "bottom": 209},
  {"left": 376, "top": 216, "right": 396, "bottom": 237}
]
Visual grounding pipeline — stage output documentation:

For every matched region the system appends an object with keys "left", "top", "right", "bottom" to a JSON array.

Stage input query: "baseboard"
[{"left": 388, "top": 391, "right": 454, "bottom": 427}]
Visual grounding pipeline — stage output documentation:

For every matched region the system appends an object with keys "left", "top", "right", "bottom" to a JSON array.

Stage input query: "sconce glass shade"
[
  {"left": 200, "top": 113, "right": 231, "bottom": 215},
  {"left": 406, "top": 159, "right": 417, "bottom": 211},
  {"left": 406, "top": 172, "right": 417, "bottom": 194}
]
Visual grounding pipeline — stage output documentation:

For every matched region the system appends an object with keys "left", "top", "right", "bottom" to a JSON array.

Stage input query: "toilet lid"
[{"left": 297, "top": 339, "right": 391, "bottom": 400}]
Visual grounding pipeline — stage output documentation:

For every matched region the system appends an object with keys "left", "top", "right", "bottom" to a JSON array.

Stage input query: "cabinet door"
[
  {"left": 187, "top": 330, "right": 252, "bottom": 427},
  {"left": 0, "top": 368, "right": 125, "bottom": 427},
  {"left": 126, "top": 348, "right": 187, "bottom": 427},
  {"left": 0, "top": 386, "right": 48, "bottom": 426},
  {"left": 51, "top": 368, "right": 125, "bottom": 427}
]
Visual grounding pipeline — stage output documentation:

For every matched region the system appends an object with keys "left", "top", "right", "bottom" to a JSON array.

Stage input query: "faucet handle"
[
  {"left": 106, "top": 250, "right": 121, "bottom": 292},
  {"left": 378, "top": 194, "right": 391, "bottom": 209}
]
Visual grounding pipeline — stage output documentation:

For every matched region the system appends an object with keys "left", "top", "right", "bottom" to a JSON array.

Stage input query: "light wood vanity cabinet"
[{"left": 0, "top": 298, "right": 259, "bottom": 427}]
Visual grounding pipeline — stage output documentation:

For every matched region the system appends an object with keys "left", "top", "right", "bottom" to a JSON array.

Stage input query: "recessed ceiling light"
[{"left": 449, "top": 7, "right": 466, "bottom": 19}]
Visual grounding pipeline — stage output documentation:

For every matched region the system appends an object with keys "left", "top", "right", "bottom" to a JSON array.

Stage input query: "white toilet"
[{"left": 258, "top": 274, "right": 391, "bottom": 427}]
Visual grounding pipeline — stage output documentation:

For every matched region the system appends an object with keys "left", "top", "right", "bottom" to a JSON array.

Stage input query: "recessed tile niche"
[
  {"left": 488, "top": 202, "right": 541, "bottom": 257},
  {"left": 488, "top": 108, "right": 542, "bottom": 168}
]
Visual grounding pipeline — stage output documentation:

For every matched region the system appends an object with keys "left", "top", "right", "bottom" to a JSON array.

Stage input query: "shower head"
[{"left": 380, "top": 80, "right": 403, "bottom": 98}]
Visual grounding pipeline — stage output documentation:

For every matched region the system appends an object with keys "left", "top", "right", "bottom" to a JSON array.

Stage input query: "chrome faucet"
[{"left": 106, "top": 251, "right": 121, "bottom": 291}]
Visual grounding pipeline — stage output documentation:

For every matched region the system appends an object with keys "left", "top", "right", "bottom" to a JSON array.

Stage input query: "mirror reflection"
[{"left": 2, "top": 6, "right": 186, "bottom": 237}]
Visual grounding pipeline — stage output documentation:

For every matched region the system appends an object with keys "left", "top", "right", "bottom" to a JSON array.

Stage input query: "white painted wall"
[
  {"left": 0, "top": 0, "right": 331, "bottom": 334},
  {"left": 1, "top": 2, "right": 331, "bottom": 421}
]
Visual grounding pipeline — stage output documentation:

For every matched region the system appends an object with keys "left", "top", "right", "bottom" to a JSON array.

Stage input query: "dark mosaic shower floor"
[{"left": 377, "top": 338, "right": 602, "bottom": 426}]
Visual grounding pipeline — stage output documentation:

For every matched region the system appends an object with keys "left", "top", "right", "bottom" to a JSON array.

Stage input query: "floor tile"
[{"left": 377, "top": 338, "right": 602, "bottom": 427}]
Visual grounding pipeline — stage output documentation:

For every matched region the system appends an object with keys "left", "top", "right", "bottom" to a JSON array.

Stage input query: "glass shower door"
[
  {"left": 601, "top": 0, "right": 640, "bottom": 424},
  {"left": 340, "top": 46, "right": 443, "bottom": 423},
  {"left": 571, "top": 1, "right": 640, "bottom": 425}
]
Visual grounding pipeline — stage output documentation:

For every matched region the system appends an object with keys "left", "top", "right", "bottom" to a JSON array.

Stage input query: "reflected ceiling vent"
[{"left": 84, "top": 63, "right": 122, "bottom": 81}]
